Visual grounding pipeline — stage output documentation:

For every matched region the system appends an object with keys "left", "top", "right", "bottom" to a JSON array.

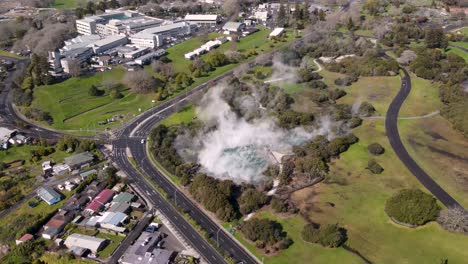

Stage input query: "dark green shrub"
[
  {"left": 367, "top": 143, "right": 385, "bottom": 155},
  {"left": 301, "top": 223, "right": 347, "bottom": 248},
  {"left": 385, "top": 189, "right": 440, "bottom": 226},
  {"left": 367, "top": 159, "right": 384, "bottom": 174}
]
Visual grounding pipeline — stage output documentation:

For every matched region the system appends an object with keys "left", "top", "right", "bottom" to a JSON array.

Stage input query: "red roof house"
[
  {"left": 84, "top": 189, "right": 114, "bottom": 215},
  {"left": 16, "top": 234, "right": 33, "bottom": 245}
]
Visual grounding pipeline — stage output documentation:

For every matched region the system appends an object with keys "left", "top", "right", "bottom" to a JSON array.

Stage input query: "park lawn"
[
  {"left": 447, "top": 46, "right": 468, "bottom": 63},
  {"left": 281, "top": 82, "right": 308, "bottom": 95},
  {"left": 399, "top": 73, "right": 441, "bottom": 116},
  {"left": 295, "top": 118, "right": 468, "bottom": 264},
  {"left": 31, "top": 68, "right": 157, "bottom": 132},
  {"left": 160, "top": 105, "right": 195, "bottom": 126},
  {"left": 53, "top": 0, "right": 77, "bottom": 9},
  {"left": 0, "top": 50, "right": 24, "bottom": 59},
  {"left": 450, "top": 41, "right": 468, "bottom": 49},
  {"left": 96, "top": 233, "right": 125, "bottom": 257},
  {"left": 234, "top": 210, "right": 363, "bottom": 264},
  {"left": 337, "top": 75, "right": 401, "bottom": 115},
  {"left": 290, "top": 68, "right": 468, "bottom": 263}
]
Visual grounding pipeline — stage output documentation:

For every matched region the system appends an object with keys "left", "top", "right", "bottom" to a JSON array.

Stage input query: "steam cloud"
[{"left": 175, "top": 84, "right": 342, "bottom": 184}]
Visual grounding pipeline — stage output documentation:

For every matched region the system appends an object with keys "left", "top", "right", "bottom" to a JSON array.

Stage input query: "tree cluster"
[
  {"left": 301, "top": 223, "right": 347, "bottom": 248},
  {"left": 239, "top": 218, "right": 288, "bottom": 246},
  {"left": 326, "top": 53, "right": 399, "bottom": 77},
  {"left": 149, "top": 125, "right": 183, "bottom": 174},
  {"left": 385, "top": 189, "right": 440, "bottom": 226}
]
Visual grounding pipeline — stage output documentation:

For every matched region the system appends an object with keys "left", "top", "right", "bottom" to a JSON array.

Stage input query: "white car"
[
  {"left": 141, "top": 139, "right": 146, "bottom": 144},
  {"left": 57, "top": 184, "right": 64, "bottom": 190}
]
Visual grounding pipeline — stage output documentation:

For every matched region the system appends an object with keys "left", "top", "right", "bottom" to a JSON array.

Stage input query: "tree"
[
  {"left": 301, "top": 223, "right": 347, "bottom": 248},
  {"left": 437, "top": 207, "right": 468, "bottom": 234},
  {"left": 367, "top": 143, "right": 385, "bottom": 155},
  {"left": 277, "top": 3, "right": 287, "bottom": 27},
  {"left": 425, "top": 26, "right": 448, "bottom": 49},
  {"left": 66, "top": 58, "right": 82, "bottom": 77},
  {"left": 238, "top": 188, "right": 268, "bottom": 215},
  {"left": 223, "top": 0, "right": 241, "bottom": 20},
  {"left": 239, "top": 218, "right": 286, "bottom": 245},
  {"left": 88, "top": 85, "right": 102, "bottom": 96},
  {"left": 397, "top": 50, "right": 417, "bottom": 65},
  {"left": 346, "top": 17, "right": 355, "bottom": 32},
  {"left": 385, "top": 189, "right": 440, "bottom": 226},
  {"left": 123, "top": 70, "right": 158, "bottom": 93},
  {"left": 358, "top": 101, "right": 376, "bottom": 117}
]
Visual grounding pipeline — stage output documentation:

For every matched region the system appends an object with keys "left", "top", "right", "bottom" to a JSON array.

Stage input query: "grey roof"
[
  {"left": 112, "top": 192, "right": 136, "bottom": 204},
  {"left": 37, "top": 186, "right": 61, "bottom": 204},
  {"left": 90, "top": 35, "right": 128, "bottom": 48},
  {"left": 108, "top": 202, "right": 130, "bottom": 213},
  {"left": 98, "top": 212, "right": 127, "bottom": 226},
  {"left": 64, "top": 152, "right": 94, "bottom": 168},
  {"left": 121, "top": 232, "right": 174, "bottom": 264},
  {"left": 223, "top": 21, "right": 245, "bottom": 31},
  {"left": 64, "top": 233, "right": 106, "bottom": 253},
  {"left": 80, "top": 169, "right": 97, "bottom": 178},
  {"left": 184, "top": 14, "right": 219, "bottom": 21},
  {"left": 140, "top": 22, "right": 189, "bottom": 35}
]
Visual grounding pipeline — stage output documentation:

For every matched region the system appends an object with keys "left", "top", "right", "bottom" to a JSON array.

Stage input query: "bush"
[
  {"left": 348, "top": 117, "right": 362, "bottom": 128},
  {"left": 239, "top": 218, "right": 286, "bottom": 245},
  {"left": 358, "top": 101, "right": 375, "bottom": 117},
  {"left": 367, "top": 143, "right": 385, "bottom": 155},
  {"left": 301, "top": 223, "right": 347, "bottom": 248},
  {"left": 109, "top": 89, "right": 123, "bottom": 99},
  {"left": 367, "top": 159, "right": 383, "bottom": 174},
  {"left": 385, "top": 189, "right": 440, "bottom": 226},
  {"left": 88, "top": 85, "right": 103, "bottom": 96}
]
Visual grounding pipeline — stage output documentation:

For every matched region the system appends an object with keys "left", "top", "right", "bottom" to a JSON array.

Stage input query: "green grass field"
[
  {"left": 96, "top": 233, "right": 125, "bottom": 257},
  {"left": 160, "top": 105, "right": 195, "bottom": 126},
  {"left": 40, "top": 252, "right": 95, "bottom": 264},
  {"left": 52, "top": 0, "right": 77, "bottom": 9},
  {"left": 447, "top": 46, "right": 468, "bottom": 63}
]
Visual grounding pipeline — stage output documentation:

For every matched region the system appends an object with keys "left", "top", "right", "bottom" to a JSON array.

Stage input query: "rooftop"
[
  {"left": 90, "top": 35, "right": 128, "bottom": 48},
  {"left": 85, "top": 189, "right": 114, "bottom": 212},
  {"left": 112, "top": 192, "right": 136, "bottom": 204},
  {"left": 37, "top": 186, "right": 61, "bottom": 204},
  {"left": 184, "top": 14, "right": 219, "bottom": 21},
  {"left": 64, "top": 152, "right": 94, "bottom": 168},
  {"left": 140, "top": 22, "right": 190, "bottom": 35}
]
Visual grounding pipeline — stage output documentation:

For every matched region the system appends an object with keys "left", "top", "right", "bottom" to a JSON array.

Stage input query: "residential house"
[
  {"left": 84, "top": 189, "right": 114, "bottom": 215},
  {"left": 16, "top": 234, "right": 33, "bottom": 245},
  {"left": 64, "top": 233, "right": 107, "bottom": 253},
  {"left": 222, "top": 22, "right": 246, "bottom": 34},
  {"left": 37, "top": 186, "right": 61, "bottom": 205},
  {"left": 64, "top": 152, "right": 94, "bottom": 170}
]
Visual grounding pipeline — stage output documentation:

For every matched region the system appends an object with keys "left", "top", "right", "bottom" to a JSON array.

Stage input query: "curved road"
[{"left": 385, "top": 68, "right": 463, "bottom": 209}]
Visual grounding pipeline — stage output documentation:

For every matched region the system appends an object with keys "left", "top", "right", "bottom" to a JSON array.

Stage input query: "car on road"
[{"left": 141, "top": 139, "right": 145, "bottom": 144}]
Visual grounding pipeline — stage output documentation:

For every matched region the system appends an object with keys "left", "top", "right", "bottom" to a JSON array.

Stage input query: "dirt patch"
[
  {"left": 424, "top": 130, "right": 447, "bottom": 141},
  {"left": 427, "top": 146, "right": 468, "bottom": 163}
]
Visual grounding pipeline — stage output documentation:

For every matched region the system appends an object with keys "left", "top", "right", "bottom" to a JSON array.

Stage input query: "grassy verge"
[
  {"left": 40, "top": 252, "right": 95, "bottom": 264},
  {"left": 0, "top": 50, "right": 24, "bottom": 59},
  {"left": 446, "top": 46, "right": 468, "bottom": 63},
  {"left": 52, "top": 0, "right": 77, "bottom": 9},
  {"left": 96, "top": 233, "right": 125, "bottom": 258}
]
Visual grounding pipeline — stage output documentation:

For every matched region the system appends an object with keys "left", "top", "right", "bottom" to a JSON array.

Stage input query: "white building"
[
  {"left": 88, "top": 35, "right": 128, "bottom": 54},
  {"left": 64, "top": 233, "right": 107, "bottom": 253},
  {"left": 254, "top": 11, "right": 270, "bottom": 21},
  {"left": 129, "top": 32, "right": 163, "bottom": 49},
  {"left": 53, "top": 164, "right": 71, "bottom": 176},
  {"left": 184, "top": 14, "right": 221, "bottom": 25},
  {"left": 222, "top": 22, "right": 246, "bottom": 34},
  {"left": 269, "top": 27, "right": 285, "bottom": 38},
  {"left": 76, "top": 10, "right": 163, "bottom": 36},
  {"left": 134, "top": 49, "right": 165, "bottom": 65}
]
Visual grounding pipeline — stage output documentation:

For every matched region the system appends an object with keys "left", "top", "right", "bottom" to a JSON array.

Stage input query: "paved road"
[
  {"left": 385, "top": 67, "right": 463, "bottom": 209},
  {"left": 112, "top": 143, "right": 228, "bottom": 264}
]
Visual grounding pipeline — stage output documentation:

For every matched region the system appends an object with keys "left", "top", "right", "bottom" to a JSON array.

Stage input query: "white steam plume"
[{"left": 174, "top": 85, "right": 342, "bottom": 184}]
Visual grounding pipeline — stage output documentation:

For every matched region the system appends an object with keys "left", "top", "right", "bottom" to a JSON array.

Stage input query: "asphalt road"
[
  {"left": 385, "top": 67, "right": 463, "bottom": 209},
  {"left": 112, "top": 143, "right": 228, "bottom": 264}
]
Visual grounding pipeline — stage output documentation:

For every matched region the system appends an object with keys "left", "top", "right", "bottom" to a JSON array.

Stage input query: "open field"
[
  {"left": 52, "top": 0, "right": 77, "bottom": 9},
  {"left": 160, "top": 105, "right": 195, "bottom": 126},
  {"left": 289, "top": 71, "right": 468, "bottom": 263}
]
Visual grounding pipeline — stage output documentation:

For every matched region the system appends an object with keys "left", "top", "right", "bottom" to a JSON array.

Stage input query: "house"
[
  {"left": 42, "top": 218, "right": 66, "bottom": 240},
  {"left": 269, "top": 27, "right": 284, "bottom": 38},
  {"left": 107, "top": 202, "right": 131, "bottom": 214},
  {"left": 112, "top": 192, "right": 136, "bottom": 204},
  {"left": 53, "top": 163, "right": 71, "bottom": 175},
  {"left": 184, "top": 14, "right": 221, "bottom": 25},
  {"left": 16, "top": 234, "right": 33, "bottom": 245},
  {"left": 37, "top": 186, "right": 61, "bottom": 205},
  {"left": 134, "top": 49, "right": 165, "bottom": 65},
  {"left": 8, "top": 133, "right": 27, "bottom": 145},
  {"left": 222, "top": 22, "right": 246, "bottom": 34},
  {"left": 64, "top": 152, "right": 94, "bottom": 170},
  {"left": 254, "top": 11, "right": 270, "bottom": 21},
  {"left": 97, "top": 211, "right": 128, "bottom": 229},
  {"left": 0, "top": 127, "right": 16, "bottom": 149},
  {"left": 42, "top": 161, "right": 53, "bottom": 174},
  {"left": 64, "top": 233, "right": 107, "bottom": 253},
  {"left": 79, "top": 169, "right": 97, "bottom": 180},
  {"left": 84, "top": 189, "right": 114, "bottom": 215}
]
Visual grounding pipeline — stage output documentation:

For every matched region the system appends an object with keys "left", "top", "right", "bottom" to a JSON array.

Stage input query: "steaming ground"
[{"left": 174, "top": 85, "right": 341, "bottom": 184}]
